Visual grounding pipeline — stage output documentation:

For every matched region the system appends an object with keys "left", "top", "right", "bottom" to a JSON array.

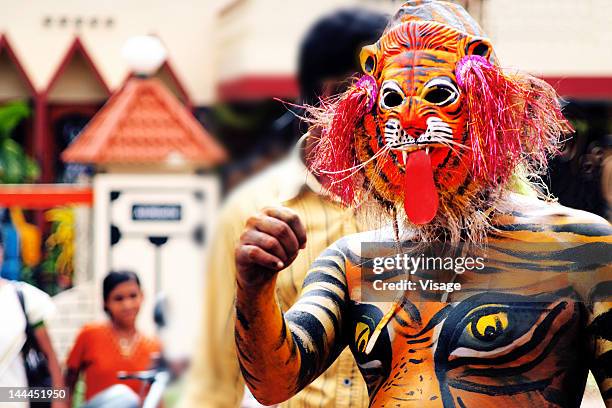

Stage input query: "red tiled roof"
[{"left": 62, "top": 77, "right": 226, "bottom": 166}]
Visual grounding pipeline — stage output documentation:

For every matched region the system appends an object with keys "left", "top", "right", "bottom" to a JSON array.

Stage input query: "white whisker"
[{"left": 320, "top": 142, "right": 392, "bottom": 175}]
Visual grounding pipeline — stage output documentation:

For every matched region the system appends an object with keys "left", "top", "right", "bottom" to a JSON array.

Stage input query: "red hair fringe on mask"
[
  {"left": 455, "top": 55, "right": 572, "bottom": 185},
  {"left": 309, "top": 75, "right": 378, "bottom": 205}
]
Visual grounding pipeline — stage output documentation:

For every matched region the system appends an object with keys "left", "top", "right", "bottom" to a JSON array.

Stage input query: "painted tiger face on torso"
[{"left": 339, "top": 199, "right": 611, "bottom": 407}]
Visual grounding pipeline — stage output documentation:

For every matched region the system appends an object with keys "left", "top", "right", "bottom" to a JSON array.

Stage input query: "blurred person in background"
[
  {"left": 178, "top": 8, "right": 388, "bottom": 408},
  {"left": 65, "top": 271, "right": 161, "bottom": 405},
  {"left": 601, "top": 134, "right": 612, "bottom": 221},
  {"left": 0, "top": 234, "right": 66, "bottom": 408}
]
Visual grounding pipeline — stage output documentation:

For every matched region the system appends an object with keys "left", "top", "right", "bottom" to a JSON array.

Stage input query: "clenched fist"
[{"left": 236, "top": 206, "right": 307, "bottom": 289}]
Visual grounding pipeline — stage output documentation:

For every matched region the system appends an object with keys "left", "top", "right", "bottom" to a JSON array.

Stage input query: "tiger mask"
[{"left": 309, "top": 2, "right": 571, "bottom": 243}]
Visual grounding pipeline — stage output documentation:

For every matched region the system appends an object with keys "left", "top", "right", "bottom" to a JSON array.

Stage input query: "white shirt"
[{"left": 0, "top": 281, "right": 55, "bottom": 408}]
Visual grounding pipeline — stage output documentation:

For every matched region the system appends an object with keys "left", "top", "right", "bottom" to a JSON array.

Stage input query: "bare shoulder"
[
  {"left": 495, "top": 194, "right": 612, "bottom": 239},
  {"left": 324, "top": 227, "right": 398, "bottom": 293},
  {"left": 332, "top": 227, "right": 397, "bottom": 260}
]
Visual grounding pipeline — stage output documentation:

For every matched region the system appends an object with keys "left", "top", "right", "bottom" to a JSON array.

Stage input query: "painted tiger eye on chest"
[{"left": 349, "top": 292, "right": 588, "bottom": 407}]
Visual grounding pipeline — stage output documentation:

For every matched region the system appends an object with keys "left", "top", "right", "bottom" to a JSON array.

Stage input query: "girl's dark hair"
[{"left": 103, "top": 270, "right": 141, "bottom": 302}]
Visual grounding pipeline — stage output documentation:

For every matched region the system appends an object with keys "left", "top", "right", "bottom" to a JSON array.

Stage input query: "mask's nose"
[{"left": 398, "top": 98, "right": 427, "bottom": 138}]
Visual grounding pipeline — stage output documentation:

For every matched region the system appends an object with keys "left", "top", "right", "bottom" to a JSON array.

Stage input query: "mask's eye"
[
  {"left": 383, "top": 91, "right": 403, "bottom": 108},
  {"left": 423, "top": 87, "right": 455, "bottom": 105},
  {"left": 379, "top": 81, "right": 404, "bottom": 110},
  {"left": 422, "top": 78, "right": 459, "bottom": 106}
]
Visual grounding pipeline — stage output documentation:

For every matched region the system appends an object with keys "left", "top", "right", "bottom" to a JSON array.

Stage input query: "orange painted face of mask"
[{"left": 357, "top": 22, "right": 490, "bottom": 224}]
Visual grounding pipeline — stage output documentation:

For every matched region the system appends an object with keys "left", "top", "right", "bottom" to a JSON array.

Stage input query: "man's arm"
[
  {"left": 235, "top": 207, "right": 349, "bottom": 405},
  {"left": 33, "top": 325, "right": 67, "bottom": 408}
]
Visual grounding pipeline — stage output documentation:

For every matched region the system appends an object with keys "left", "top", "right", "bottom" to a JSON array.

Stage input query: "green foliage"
[
  {"left": 0, "top": 101, "right": 29, "bottom": 138},
  {"left": 0, "top": 101, "right": 40, "bottom": 184},
  {"left": 40, "top": 245, "right": 61, "bottom": 296}
]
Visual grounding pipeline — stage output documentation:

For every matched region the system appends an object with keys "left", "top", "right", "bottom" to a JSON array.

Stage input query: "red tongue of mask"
[{"left": 403, "top": 149, "right": 439, "bottom": 224}]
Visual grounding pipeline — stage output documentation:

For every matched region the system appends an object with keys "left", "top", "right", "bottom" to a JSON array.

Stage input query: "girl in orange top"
[{"left": 65, "top": 271, "right": 161, "bottom": 403}]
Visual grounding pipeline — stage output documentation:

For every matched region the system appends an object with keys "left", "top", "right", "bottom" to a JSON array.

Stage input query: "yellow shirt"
[{"left": 179, "top": 150, "right": 369, "bottom": 408}]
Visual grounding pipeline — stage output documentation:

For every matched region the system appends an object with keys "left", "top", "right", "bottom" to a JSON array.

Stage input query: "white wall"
[
  {"left": 0, "top": 0, "right": 224, "bottom": 105},
  {"left": 482, "top": 0, "right": 612, "bottom": 76},
  {"left": 215, "top": 0, "right": 399, "bottom": 82}
]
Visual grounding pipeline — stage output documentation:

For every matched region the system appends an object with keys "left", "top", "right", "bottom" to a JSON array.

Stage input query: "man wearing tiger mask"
[{"left": 234, "top": 1, "right": 612, "bottom": 407}]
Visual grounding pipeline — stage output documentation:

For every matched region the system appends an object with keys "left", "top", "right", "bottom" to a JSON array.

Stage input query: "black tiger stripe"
[
  {"left": 399, "top": 304, "right": 452, "bottom": 338},
  {"left": 300, "top": 288, "right": 345, "bottom": 307},
  {"left": 446, "top": 377, "right": 552, "bottom": 396},
  {"left": 588, "top": 281, "right": 612, "bottom": 304},
  {"left": 275, "top": 316, "right": 288, "bottom": 351},
  {"left": 308, "top": 256, "right": 346, "bottom": 273},
  {"left": 455, "top": 172, "right": 473, "bottom": 197},
  {"left": 406, "top": 336, "right": 431, "bottom": 344},
  {"left": 302, "top": 271, "right": 346, "bottom": 291},
  {"left": 394, "top": 313, "right": 412, "bottom": 328},
  {"left": 421, "top": 108, "right": 439, "bottom": 116},
  {"left": 238, "top": 357, "right": 260, "bottom": 385},
  {"left": 236, "top": 307, "right": 250, "bottom": 330},
  {"left": 490, "top": 242, "right": 612, "bottom": 264},
  {"left": 542, "top": 387, "right": 570, "bottom": 407},
  {"left": 420, "top": 53, "right": 448, "bottom": 64},
  {"left": 291, "top": 322, "right": 325, "bottom": 389},
  {"left": 235, "top": 332, "right": 254, "bottom": 364},
  {"left": 301, "top": 300, "right": 341, "bottom": 336},
  {"left": 287, "top": 311, "right": 329, "bottom": 354},
  {"left": 591, "top": 349, "right": 612, "bottom": 380},
  {"left": 285, "top": 330, "right": 298, "bottom": 365},
  {"left": 496, "top": 223, "right": 612, "bottom": 237},
  {"left": 372, "top": 112, "right": 387, "bottom": 148}
]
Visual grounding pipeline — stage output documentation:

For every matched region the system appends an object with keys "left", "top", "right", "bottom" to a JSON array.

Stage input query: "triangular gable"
[
  {"left": 0, "top": 35, "right": 37, "bottom": 100},
  {"left": 46, "top": 37, "right": 110, "bottom": 103}
]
